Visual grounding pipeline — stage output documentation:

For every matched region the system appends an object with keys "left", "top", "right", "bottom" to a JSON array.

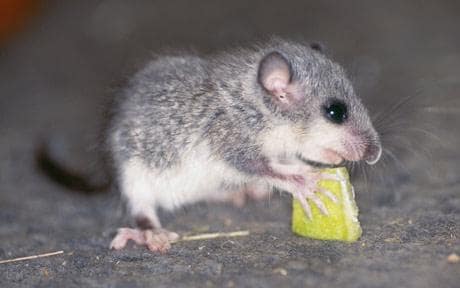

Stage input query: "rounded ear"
[
  {"left": 310, "top": 41, "right": 327, "bottom": 54},
  {"left": 257, "top": 51, "right": 303, "bottom": 109},
  {"left": 258, "top": 51, "right": 292, "bottom": 97}
]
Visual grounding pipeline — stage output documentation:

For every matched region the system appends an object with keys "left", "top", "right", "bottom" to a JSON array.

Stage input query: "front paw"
[{"left": 289, "top": 171, "right": 343, "bottom": 219}]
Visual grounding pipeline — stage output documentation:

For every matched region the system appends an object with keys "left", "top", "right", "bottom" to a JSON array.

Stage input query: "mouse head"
[{"left": 257, "top": 43, "right": 382, "bottom": 166}]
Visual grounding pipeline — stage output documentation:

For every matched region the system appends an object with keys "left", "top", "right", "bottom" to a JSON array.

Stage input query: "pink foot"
[{"left": 110, "top": 227, "right": 179, "bottom": 253}]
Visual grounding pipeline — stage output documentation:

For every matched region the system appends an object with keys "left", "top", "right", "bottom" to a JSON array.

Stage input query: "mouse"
[{"left": 38, "top": 37, "right": 382, "bottom": 252}]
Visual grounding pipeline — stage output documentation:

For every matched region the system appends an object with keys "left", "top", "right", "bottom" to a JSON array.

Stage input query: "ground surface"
[{"left": 1, "top": 1, "right": 459, "bottom": 287}]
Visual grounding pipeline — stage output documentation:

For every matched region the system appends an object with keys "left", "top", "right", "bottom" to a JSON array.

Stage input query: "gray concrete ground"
[{"left": 0, "top": 1, "right": 459, "bottom": 287}]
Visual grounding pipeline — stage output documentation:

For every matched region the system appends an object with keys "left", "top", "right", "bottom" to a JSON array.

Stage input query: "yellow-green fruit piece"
[{"left": 292, "top": 167, "right": 362, "bottom": 242}]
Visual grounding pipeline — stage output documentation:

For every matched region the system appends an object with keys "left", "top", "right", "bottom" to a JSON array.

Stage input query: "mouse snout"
[
  {"left": 363, "top": 140, "right": 382, "bottom": 165},
  {"left": 342, "top": 129, "right": 382, "bottom": 164}
]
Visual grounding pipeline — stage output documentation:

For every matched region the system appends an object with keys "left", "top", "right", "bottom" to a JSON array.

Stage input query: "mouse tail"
[{"left": 35, "top": 140, "right": 111, "bottom": 194}]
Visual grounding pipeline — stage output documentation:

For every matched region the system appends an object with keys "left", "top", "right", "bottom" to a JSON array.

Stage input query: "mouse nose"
[{"left": 364, "top": 142, "right": 382, "bottom": 165}]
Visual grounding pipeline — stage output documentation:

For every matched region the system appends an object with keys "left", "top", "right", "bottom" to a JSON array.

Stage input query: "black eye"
[{"left": 323, "top": 100, "right": 348, "bottom": 124}]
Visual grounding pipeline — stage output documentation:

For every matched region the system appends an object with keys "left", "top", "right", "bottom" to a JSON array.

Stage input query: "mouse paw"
[
  {"left": 292, "top": 172, "right": 341, "bottom": 219},
  {"left": 144, "top": 229, "right": 179, "bottom": 253},
  {"left": 110, "top": 227, "right": 145, "bottom": 250},
  {"left": 110, "top": 227, "right": 179, "bottom": 253}
]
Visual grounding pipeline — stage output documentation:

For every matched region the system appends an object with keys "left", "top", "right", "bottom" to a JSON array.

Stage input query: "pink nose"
[{"left": 364, "top": 143, "right": 382, "bottom": 165}]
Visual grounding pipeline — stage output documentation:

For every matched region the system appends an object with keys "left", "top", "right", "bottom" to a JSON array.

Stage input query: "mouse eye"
[{"left": 323, "top": 100, "right": 348, "bottom": 124}]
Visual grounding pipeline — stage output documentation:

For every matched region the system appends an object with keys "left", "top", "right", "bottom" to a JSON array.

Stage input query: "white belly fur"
[{"left": 120, "top": 140, "right": 246, "bottom": 213}]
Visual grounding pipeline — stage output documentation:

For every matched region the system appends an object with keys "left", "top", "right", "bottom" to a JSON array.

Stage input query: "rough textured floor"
[{"left": 1, "top": 1, "right": 459, "bottom": 287}]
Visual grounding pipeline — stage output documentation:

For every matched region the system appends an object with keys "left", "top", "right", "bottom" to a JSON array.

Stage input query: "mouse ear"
[
  {"left": 258, "top": 51, "right": 302, "bottom": 109},
  {"left": 310, "top": 41, "right": 326, "bottom": 53}
]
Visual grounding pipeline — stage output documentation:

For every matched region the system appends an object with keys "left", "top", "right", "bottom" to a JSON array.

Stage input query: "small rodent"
[{"left": 39, "top": 38, "right": 382, "bottom": 252}]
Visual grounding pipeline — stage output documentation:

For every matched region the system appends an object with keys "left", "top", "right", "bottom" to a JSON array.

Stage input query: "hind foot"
[{"left": 110, "top": 227, "right": 179, "bottom": 253}]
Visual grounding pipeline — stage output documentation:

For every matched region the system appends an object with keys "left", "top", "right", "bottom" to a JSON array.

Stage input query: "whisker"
[
  {"left": 373, "top": 93, "right": 418, "bottom": 125},
  {"left": 360, "top": 161, "right": 370, "bottom": 195},
  {"left": 406, "top": 127, "right": 446, "bottom": 146},
  {"left": 422, "top": 106, "right": 460, "bottom": 114},
  {"left": 382, "top": 148, "right": 410, "bottom": 175}
]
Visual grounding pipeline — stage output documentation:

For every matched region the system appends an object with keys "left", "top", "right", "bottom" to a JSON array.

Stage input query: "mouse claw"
[
  {"left": 294, "top": 188, "right": 329, "bottom": 219},
  {"left": 294, "top": 191, "right": 313, "bottom": 219},
  {"left": 318, "top": 187, "right": 338, "bottom": 203},
  {"left": 312, "top": 196, "right": 329, "bottom": 215}
]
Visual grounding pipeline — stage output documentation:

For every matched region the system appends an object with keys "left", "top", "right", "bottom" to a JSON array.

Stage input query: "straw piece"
[
  {"left": 172, "top": 230, "right": 249, "bottom": 243},
  {"left": 0, "top": 250, "right": 64, "bottom": 264}
]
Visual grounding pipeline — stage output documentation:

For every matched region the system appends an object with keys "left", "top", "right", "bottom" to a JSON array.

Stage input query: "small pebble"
[
  {"left": 224, "top": 218, "right": 233, "bottom": 226},
  {"left": 273, "top": 267, "right": 288, "bottom": 276},
  {"left": 447, "top": 253, "right": 460, "bottom": 263}
]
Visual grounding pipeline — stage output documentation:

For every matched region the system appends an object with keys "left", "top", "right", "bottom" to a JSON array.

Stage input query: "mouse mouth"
[{"left": 296, "top": 153, "right": 343, "bottom": 169}]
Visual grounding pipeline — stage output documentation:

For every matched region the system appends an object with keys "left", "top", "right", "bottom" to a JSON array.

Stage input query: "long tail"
[{"left": 35, "top": 141, "right": 111, "bottom": 194}]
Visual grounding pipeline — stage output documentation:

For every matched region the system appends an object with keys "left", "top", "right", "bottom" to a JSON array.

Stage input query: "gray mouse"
[
  {"left": 103, "top": 37, "right": 382, "bottom": 252},
  {"left": 37, "top": 37, "right": 382, "bottom": 252}
]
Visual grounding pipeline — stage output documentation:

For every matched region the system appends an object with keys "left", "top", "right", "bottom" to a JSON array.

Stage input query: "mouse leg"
[
  {"left": 208, "top": 181, "right": 271, "bottom": 208},
  {"left": 233, "top": 181, "right": 272, "bottom": 207},
  {"left": 109, "top": 158, "right": 179, "bottom": 252},
  {"left": 245, "top": 181, "right": 272, "bottom": 201},
  {"left": 206, "top": 188, "right": 247, "bottom": 207}
]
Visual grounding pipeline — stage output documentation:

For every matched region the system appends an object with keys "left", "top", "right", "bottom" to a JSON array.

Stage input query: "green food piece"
[{"left": 292, "top": 167, "right": 362, "bottom": 242}]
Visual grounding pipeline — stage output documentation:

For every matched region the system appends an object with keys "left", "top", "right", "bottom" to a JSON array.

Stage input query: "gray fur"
[{"left": 108, "top": 37, "right": 376, "bottom": 178}]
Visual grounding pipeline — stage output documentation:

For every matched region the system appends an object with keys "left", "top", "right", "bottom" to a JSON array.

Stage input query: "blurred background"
[{"left": 0, "top": 1, "right": 459, "bottom": 287}]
